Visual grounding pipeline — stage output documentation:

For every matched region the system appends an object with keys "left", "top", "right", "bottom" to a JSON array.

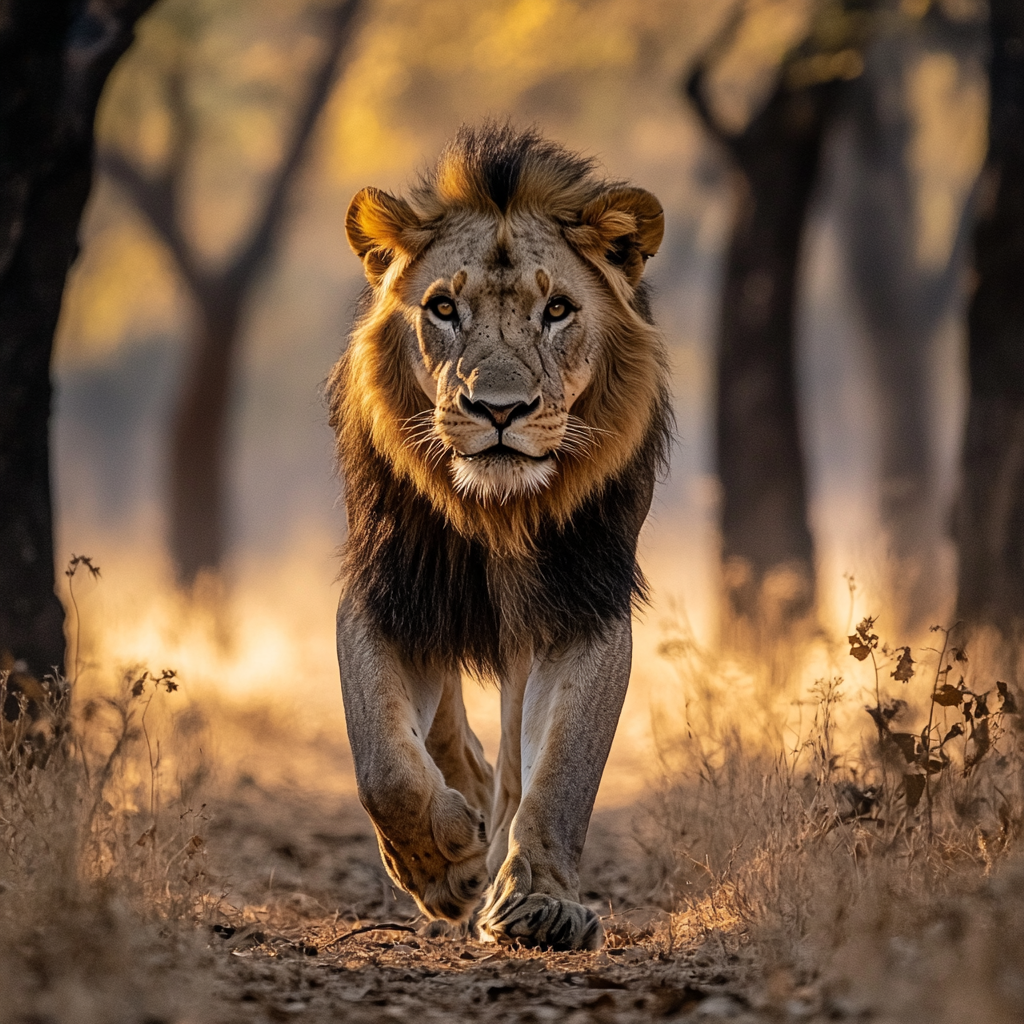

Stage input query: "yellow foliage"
[
  {"left": 54, "top": 199, "right": 187, "bottom": 365},
  {"left": 907, "top": 50, "right": 987, "bottom": 271},
  {"left": 321, "top": 0, "right": 681, "bottom": 183},
  {"left": 66, "top": 0, "right": 987, "bottom": 371},
  {"left": 702, "top": 0, "right": 815, "bottom": 134}
]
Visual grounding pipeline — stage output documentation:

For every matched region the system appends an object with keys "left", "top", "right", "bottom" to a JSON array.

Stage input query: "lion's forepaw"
[
  {"left": 477, "top": 891, "right": 603, "bottom": 951},
  {"left": 421, "top": 913, "right": 476, "bottom": 940},
  {"left": 375, "top": 786, "right": 489, "bottom": 923}
]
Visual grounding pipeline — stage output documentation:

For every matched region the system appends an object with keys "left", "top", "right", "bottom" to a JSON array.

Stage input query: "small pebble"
[{"left": 694, "top": 994, "right": 744, "bottom": 1018}]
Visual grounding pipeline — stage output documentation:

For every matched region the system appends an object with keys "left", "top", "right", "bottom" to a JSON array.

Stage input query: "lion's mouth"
[
  {"left": 456, "top": 443, "right": 551, "bottom": 462},
  {"left": 449, "top": 441, "right": 559, "bottom": 499}
]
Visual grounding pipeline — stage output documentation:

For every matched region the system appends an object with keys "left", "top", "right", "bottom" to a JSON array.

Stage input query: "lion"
[{"left": 327, "top": 124, "right": 670, "bottom": 951}]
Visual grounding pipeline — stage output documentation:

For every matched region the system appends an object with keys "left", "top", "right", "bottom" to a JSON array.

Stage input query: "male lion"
[{"left": 327, "top": 124, "right": 670, "bottom": 951}]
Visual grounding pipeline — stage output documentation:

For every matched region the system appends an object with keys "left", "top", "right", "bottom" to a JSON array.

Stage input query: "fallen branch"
[{"left": 324, "top": 922, "right": 418, "bottom": 947}]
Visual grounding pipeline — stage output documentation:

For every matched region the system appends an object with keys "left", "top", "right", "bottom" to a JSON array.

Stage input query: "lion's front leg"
[
  {"left": 478, "top": 618, "right": 632, "bottom": 951},
  {"left": 337, "top": 595, "right": 491, "bottom": 922},
  {"left": 424, "top": 672, "right": 494, "bottom": 838}
]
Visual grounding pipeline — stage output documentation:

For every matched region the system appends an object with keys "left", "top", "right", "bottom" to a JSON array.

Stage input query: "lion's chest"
[{"left": 344, "top": 466, "right": 651, "bottom": 676}]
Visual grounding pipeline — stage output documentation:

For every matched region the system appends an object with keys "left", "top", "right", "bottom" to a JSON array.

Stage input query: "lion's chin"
[{"left": 450, "top": 450, "right": 556, "bottom": 502}]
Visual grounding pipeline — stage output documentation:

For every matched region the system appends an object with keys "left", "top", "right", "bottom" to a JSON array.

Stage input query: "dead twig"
[{"left": 323, "top": 922, "right": 418, "bottom": 948}]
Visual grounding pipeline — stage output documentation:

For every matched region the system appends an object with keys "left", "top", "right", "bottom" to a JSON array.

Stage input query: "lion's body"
[{"left": 329, "top": 125, "right": 670, "bottom": 950}]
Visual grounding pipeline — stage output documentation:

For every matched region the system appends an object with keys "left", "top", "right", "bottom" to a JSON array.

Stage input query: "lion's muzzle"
[{"left": 454, "top": 392, "right": 549, "bottom": 460}]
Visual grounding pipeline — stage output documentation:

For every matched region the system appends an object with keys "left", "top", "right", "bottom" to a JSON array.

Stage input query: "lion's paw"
[
  {"left": 419, "top": 850, "right": 489, "bottom": 921},
  {"left": 376, "top": 787, "right": 489, "bottom": 923},
  {"left": 421, "top": 914, "right": 476, "bottom": 940},
  {"left": 477, "top": 892, "right": 603, "bottom": 951},
  {"left": 430, "top": 786, "right": 488, "bottom": 862}
]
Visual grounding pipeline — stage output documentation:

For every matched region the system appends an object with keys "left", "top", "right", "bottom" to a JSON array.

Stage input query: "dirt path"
[
  {"left": 194, "top": 779, "right": 769, "bottom": 1023},
  {"left": 208, "top": 942, "right": 749, "bottom": 1023}
]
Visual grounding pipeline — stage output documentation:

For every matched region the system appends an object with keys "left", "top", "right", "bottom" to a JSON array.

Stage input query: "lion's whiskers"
[
  {"left": 556, "top": 416, "right": 607, "bottom": 460},
  {"left": 403, "top": 409, "right": 451, "bottom": 469},
  {"left": 401, "top": 408, "right": 435, "bottom": 429}
]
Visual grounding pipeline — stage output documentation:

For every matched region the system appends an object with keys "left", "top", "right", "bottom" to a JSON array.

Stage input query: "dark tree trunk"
[
  {"left": 168, "top": 294, "right": 243, "bottom": 585},
  {"left": 688, "top": 70, "right": 842, "bottom": 628},
  {"left": 956, "top": 0, "right": 1024, "bottom": 634},
  {"left": 841, "top": 47, "right": 939, "bottom": 630},
  {"left": 0, "top": 0, "right": 155, "bottom": 681},
  {"left": 834, "top": 16, "right": 983, "bottom": 635}
]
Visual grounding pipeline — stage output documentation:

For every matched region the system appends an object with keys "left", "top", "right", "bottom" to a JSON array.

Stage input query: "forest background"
[
  {"left": 1, "top": 0, "right": 1022, "bottom": 1021},
  {"left": 44, "top": 0, "right": 997, "bottom": 684}
]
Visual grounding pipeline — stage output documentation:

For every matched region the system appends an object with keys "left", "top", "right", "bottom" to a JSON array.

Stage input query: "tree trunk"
[
  {"left": 693, "top": 79, "right": 842, "bottom": 629},
  {"left": 834, "top": 20, "right": 983, "bottom": 635},
  {"left": 136, "top": 0, "right": 363, "bottom": 588},
  {"left": 956, "top": 0, "right": 1024, "bottom": 634},
  {"left": 0, "top": 0, "right": 154, "bottom": 682},
  {"left": 169, "top": 293, "right": 243, "bottom": 585}
]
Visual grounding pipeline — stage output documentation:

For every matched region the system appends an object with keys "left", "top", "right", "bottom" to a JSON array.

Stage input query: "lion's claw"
[{"left": 478, "top": 891, "right": 603, "bottom": 951}]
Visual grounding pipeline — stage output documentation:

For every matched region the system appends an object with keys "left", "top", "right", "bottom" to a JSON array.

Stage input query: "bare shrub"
[
  {"left": 650, "top": 608, "right": 1024, "bottom": 1021},
  {"left": 0, "top": 559, "right": 212, "bottom": 1023}
]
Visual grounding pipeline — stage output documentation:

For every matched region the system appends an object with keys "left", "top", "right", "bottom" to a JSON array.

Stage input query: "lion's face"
[
  {"left": 401, "top": 213, "right": 609, "bottom": 500},
  {"left": 338, "top": 145, "right": 665, "bottom": 527}
]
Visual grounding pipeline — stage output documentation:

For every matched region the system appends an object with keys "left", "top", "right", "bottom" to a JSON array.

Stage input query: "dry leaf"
[{"left": 932, "top": 684, "right": 963, "bottom": 707}]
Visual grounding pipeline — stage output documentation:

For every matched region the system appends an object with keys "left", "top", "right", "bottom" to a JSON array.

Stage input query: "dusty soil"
[{"left": 191, "top": 776, "right": 773, "bottom": 1023}]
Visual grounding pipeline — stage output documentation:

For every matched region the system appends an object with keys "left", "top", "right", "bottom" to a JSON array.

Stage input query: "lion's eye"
[
  {"left": 426, "top": 296, "right": 458, "bottom": 322},
  {"left": 544, "top": 297, "right": 574, "bottom": 323}
]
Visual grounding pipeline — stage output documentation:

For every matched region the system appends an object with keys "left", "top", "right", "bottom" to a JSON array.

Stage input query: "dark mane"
[{"left": 411, "top": 121, "right": 606, "bottom": 220}]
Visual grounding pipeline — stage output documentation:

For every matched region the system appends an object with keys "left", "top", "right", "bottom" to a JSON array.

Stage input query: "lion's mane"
[{"left": 328, "top": 125, "right": 672, "bottom": 674}]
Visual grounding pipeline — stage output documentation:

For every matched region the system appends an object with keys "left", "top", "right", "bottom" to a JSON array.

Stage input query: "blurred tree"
[
  {"left": 956, "top": 0, "right": 1024, "bottom": 635},
  {"left": 0, "top": 0, "right": 155, "bottom": 683},
  {"left": 833, "top": 1, "right": 983, "bottom": 633},
  {"left": 686, "top": 4, "right": 859, "bottom": 638},
  {"left": 101, "top": 0, "right": 363, "bottom": 586},
  {"left": 688, "top": 0, "right": 983, "bottom": 641}
]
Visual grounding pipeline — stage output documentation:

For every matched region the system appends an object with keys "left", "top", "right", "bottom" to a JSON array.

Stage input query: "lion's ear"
[
  {"left": 566, "top": 188, "right": 664, "bottom": 287},
  {"left": 346, "top": 187, "right": 429, "bottom": 284}
]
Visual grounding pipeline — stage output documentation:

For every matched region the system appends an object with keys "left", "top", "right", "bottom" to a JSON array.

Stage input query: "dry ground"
[
  {"left": 5, "top": 599, "right": 1024, "bottom": 1023},
  {"left": 193, "top": 777, "right": 757, "bottom": 1024},
  {"left": 4, "top": 689, "right": 1024, "bottom": 1024}
]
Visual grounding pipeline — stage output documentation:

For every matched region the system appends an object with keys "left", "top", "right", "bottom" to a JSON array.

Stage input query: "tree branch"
[
  {"left": 229, "top": 0, "right": 364, "bottom": 291},
  {"left": 683, "top": 2, "right": 747, "bottom": 145},
  {"left": 98, "top": 45, "right": 210, "bottom": 296},
  {"left": 99, "top": 148, "right": 205, "bottom": 294},
  {"left": 98, "top": 0, "right": 363, "bottom": 312}
]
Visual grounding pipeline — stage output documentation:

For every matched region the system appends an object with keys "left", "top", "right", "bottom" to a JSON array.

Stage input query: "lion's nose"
[{"left": 459, "top": 394, "right": 540, "bottom": 428}]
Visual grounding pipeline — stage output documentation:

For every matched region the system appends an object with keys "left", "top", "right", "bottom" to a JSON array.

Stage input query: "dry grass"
[
  {"left": 644, "top": 606, "right": 1024, "bottom": 1021},
  {"left": 0, "top": 561, "right": 215, "bottom": 1023},
  {"left": 0, "top": 658, "right": 217, "bottom": 1022},
  {"left": 2, "top": 558, "right": 1023, "bottom": 1022}
]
